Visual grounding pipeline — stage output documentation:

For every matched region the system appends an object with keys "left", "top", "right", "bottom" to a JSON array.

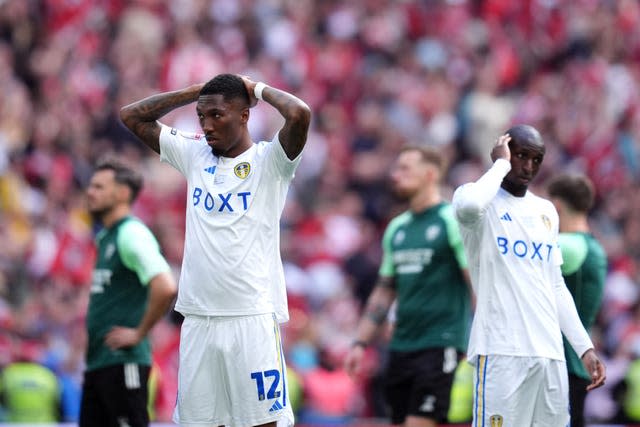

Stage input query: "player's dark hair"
[
  {"left": 400, "top": 145, "right": 447, "bottom": 177},
  {"left": 95, "top": 155, "right": 143, "bottom": 203},
  {"left": 200, "top": 74, "right": 250, "bottom": 106},
  {"left": 547, "top": 173, "right": 595, "bottom": 213}
]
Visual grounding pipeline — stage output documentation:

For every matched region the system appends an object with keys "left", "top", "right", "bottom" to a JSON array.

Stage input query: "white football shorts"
[
  {"left": 173, "top": 313, "right": 294, "bottom": 427},
  {"left": 472, "top": 355, "right": 570, "bottom": 427}
]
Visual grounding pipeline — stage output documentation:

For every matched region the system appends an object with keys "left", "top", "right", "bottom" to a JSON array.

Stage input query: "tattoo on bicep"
[{"left": 280, "top": 124, "right": 307, "bottom": 159}]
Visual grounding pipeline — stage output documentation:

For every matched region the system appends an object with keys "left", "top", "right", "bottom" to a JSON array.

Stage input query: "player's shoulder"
[
  {"left": 162, "top": 123, "right": 205, "bottom": 142},
  {"left": 527, "top": 190, "right": 556, "bottom": 211},
  {"left": 118, "top": 217, "right": 156, "bottom": 242},
  {"left": 382, "top": 210, "right": 412, "bottom": 235},
  {"left": 436, "top": 201, "right": 454, "bottom": 216},
  {"left": 388, "top": 210, "right": 412, "bottom": 227}
]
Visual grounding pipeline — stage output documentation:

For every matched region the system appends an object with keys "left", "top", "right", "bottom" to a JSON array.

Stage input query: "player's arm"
[
  {"left": 105, "top": 222, "right": 178, "bottom": 349},
  {"left": 354, "top": 276, "right": 396, "bottom": 345},
  {"left": 105, "top": 271, "right": 177, "bottom": 350},
  {"left": 453, "top": 134, "right": 512, "bottom": 224},
  {"left": 344, "top": 276, "right": 396, "bottom": 377},
  {"left": 552, "top": 272, "right": 606, "bottom": 390},
  {"left": 132, "top": 271, "right": 177, "bottom": 340},
  {"left": 242, "top": 76, "right": 311, "bottom": 160},
  {"left": 120, "top": 84, "right": 205, "bottom": 154},
  {"left": 443, "top": 205, "right": 476, "bottom": 308}
]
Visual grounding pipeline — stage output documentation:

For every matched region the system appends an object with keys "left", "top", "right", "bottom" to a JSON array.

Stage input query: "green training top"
[
  {"left": 86, "top": 216, "right": 171, "bottom": 371},
  {"left": 559, "top": 232, "right": 607, "bottom": 379},
  {"left": 0, "top": 362, "right": 60, "bottom": 422},
  {"left": 380, "top": 203, "right": 470, "bottom": 352}
]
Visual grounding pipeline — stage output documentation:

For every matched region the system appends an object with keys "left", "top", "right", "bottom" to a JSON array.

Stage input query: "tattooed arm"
[
  {"left": 242, "top": 77, "right": 311, "bottom": 160},
  {"left": 344, "top": 276, "right": 396, "bottom": 377},
  {"left": 120, "top": 84, "right": 205, "bottom": 154}
]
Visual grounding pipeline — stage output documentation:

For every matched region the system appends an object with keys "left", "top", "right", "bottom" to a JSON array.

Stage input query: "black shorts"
[
  {"left": 79, "top": 363, "right": 151, "bottom": 427},
  {"left": 384, "top": 347, "right": 460, "bottom": 424},
  {"left": 568, "top": 373, "right": 590, "bottom": 427}
]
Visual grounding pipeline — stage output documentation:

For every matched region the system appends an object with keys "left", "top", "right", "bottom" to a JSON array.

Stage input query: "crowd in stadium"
[{"left": 1, "top": 0, "right": 640, "bottom": 423}]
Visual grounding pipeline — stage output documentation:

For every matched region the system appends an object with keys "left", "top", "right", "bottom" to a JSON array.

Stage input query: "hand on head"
[
  {"left": 239, "top": 75, "right": 259, "bottom": 108},
  {"left": 491, "top": 134, "right": 511, "bottom": 163}
]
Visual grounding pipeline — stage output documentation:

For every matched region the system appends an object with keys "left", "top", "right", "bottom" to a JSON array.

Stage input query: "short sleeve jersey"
[
  {"left": 87, "top": 217, "right": 171, "bottom": 371},
  {"left": 453, "top": 187, "right": 566, "bottom": 362},
  {"left": 159, "top": 124, "right": 301, "bottom": 322},
  {"left": 379, "top": 203, "right": 470, "bottom": 352},
  {"left": 559, "top": 232, "right": 607, "bottom": 379}
]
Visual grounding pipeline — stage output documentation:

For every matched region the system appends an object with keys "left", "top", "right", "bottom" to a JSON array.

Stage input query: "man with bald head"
[{"left": 452, "top": 125, "right": 606, "bottom": 426}]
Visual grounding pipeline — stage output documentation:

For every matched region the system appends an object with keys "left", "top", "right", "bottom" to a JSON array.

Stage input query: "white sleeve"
[
  {"left": 452, "top": 159, "right": 511, "bottom": 225},
  {"left": 264, "top": 132, "right": 302, "bottom": 180},
  {"left": 553, "top": 272, "right": 593, "bottom": 358},
  {"left": 159, "top": 123, "right": 202, "bottom": 177}
]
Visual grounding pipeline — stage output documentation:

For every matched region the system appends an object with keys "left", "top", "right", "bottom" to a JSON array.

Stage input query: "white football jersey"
[
  {"left": 453, "top": 166, "right": 566, "bottom": 362},
  {"left": 159, "top": 124, "right": 300, "bottom": 322}
]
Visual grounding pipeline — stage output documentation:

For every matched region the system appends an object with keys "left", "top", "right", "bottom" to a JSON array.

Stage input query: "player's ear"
[
  {"left": 241, "top": 107, "right": 250, "bottom": 124},
  {"left": 116, "top": 183, "right": 132, "bottom": 204}
]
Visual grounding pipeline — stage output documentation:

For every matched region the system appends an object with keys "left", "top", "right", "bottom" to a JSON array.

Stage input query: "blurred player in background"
[
  {"left": 344, "top": 146, "right": 471, "bottom": 427},
  {"left": 452, "top": 125, "right": 606, "bottom": 426},
  {"left": 547, "top": 173, "right": 607, "bottom": 427},
  {"left": 81, "top": 157, "right": 178, "bottom": 427},
  {"left": 120, "top": 73, "right": 311, "bottom": 427}
]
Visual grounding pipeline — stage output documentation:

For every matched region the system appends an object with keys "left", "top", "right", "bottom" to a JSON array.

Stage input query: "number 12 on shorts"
[{"left": 250, "top": 370, "right": 281, "bottom": 401}]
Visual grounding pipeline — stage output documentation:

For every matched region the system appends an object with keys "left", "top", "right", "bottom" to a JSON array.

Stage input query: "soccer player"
[
  {"left": 81, "top": 157, "right": 178, "bottom": 427},
  {"left": 344, "top": 146, "right": 471, "bottom": 427},
  {"left": 451, "top": 125, "right": 606, "bottom": 426},
  {"left": 120, "top": 73, "right": 311, "bottom": 427},
  {"left": 547, "top": 173, "right": 607, "bottom": 427}
]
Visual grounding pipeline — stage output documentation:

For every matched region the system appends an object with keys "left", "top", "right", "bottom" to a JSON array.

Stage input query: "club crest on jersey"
[
  {"left": 234, "top": 162, "right": 251, "bottom": 179},
  {"left": 541, "top": 214, "right": 551, "bottom": 231},
  {"left": 490, "top": 414, "right": 503, "bottom": 427},
  {"left": 425, "top": 225, "right": 440, "bottom": 241}
]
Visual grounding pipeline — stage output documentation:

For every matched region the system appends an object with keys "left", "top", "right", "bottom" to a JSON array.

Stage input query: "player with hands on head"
[
  {"left": 452, "top": 124, "right": 606, "bottom": 427},
  {"left": 120, "top": 73, "right": 311, "bottom": 427}
]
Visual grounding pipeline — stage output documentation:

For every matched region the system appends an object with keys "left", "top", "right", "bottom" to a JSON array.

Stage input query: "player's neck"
[
  {"left": 409, "top": 189, "right": 441, "bottom": 213},
  {"left": 560, "top": 215, "right": 589, "bottom": 233},
  {"left": 101, "top": 205, "right": 131, "bottom": 229},
  {"left": 501, "top": 181, "right": 527, "bottom": 197}
]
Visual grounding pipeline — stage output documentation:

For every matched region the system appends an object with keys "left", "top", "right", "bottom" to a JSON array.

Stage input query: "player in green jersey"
[
  {"left": 80, "top": 156, "right": 177, "bottom": 427},
  {"left": 344, "top": 146, "right": 471, "bottom": 427},
  {"left": 547, "top": 173, "right": 607, "bottom": 427}
]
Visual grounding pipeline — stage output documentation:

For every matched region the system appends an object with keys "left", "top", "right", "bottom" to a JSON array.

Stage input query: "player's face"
[
  {"left": 197, "top": 94, "right": 249, "bottom": 157},
  {"left": 502, "top": 139, "right": 545, "bottom": 195},
  {"left": 390, "top": 150, "right": 430, "bottom": 199},
  {"left": 86, "top": 169, "right": 119, "bottom": 219}
]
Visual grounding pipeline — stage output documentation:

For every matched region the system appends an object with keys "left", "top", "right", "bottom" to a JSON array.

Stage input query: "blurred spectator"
[
  {"left": 299, "top": 347, "right": 361, "bottom": 426},
  {"left": 0, "top": 339, "right": 61, "bottom": 423},
  {"left": 620, "top": 352, "right": 640, "bottom": 422}
]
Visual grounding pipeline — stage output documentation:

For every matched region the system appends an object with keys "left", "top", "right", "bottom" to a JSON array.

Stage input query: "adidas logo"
[
  {"left": 500, "top": 212, "right": 513, "bottom": 221},
  {"left": 269, "top": 400, "right": 284, "bottom": 412},
  {"left": 204, "top": 166, "right": 216, "bottom": 174}
]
